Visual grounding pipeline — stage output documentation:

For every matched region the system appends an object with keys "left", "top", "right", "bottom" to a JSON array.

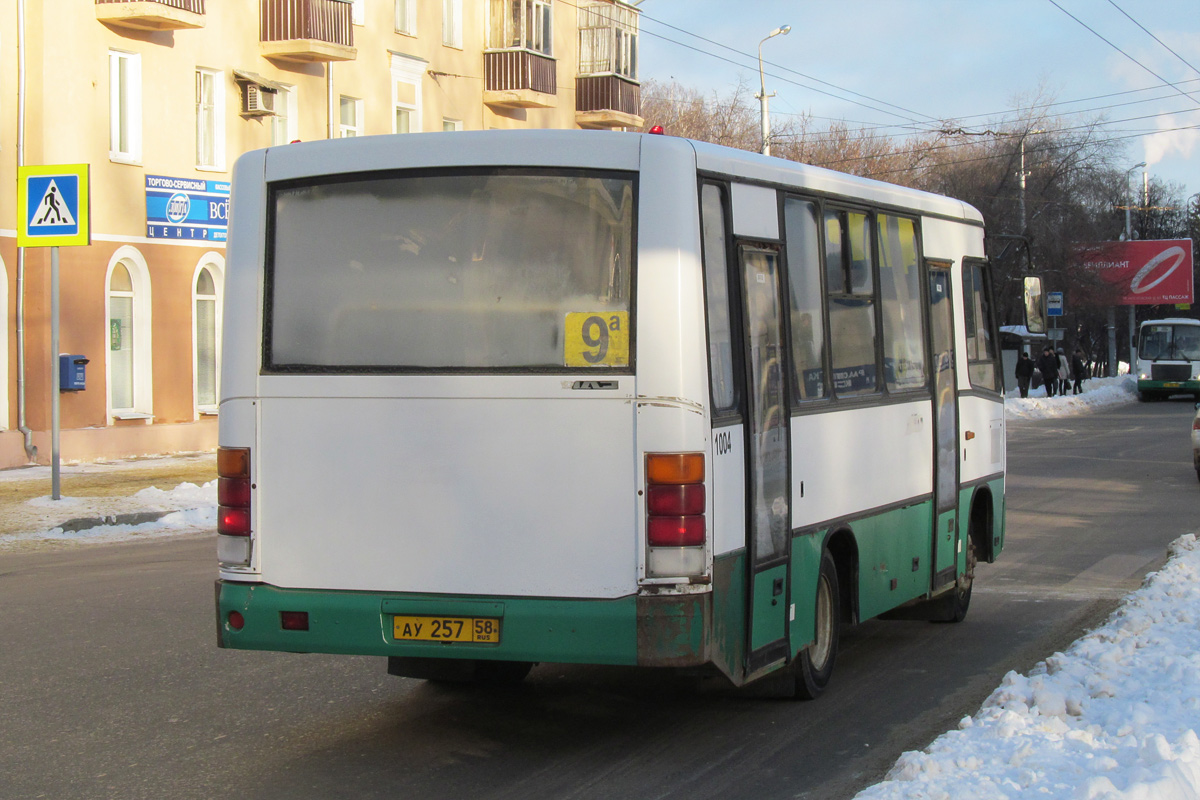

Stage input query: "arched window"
[
  {"left": 193, "top": 259, "right": 224, "bottom": 413},
  {"left": 105, "top": 248, "right": 153, "bottom": 418},
  {"left": 109, "top": 264, "right": 135, "bottom": 410}
]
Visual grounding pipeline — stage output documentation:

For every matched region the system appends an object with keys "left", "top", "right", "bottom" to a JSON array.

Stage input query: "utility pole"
[{"left": 1112, "top": 161, "right": 1146, "bottom": 377}]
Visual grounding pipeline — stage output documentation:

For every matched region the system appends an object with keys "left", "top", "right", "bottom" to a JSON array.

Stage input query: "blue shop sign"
[{"left": 145, "top": 175, "right": 230, "bottom": 242}]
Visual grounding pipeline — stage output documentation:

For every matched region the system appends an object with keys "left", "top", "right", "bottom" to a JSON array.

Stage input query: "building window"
[
  {"left": 443, "top": 0, "right": 463, "bottom": 47},
  {"left": 351, "top": 0, "right": 364, "bottom": 25},
  {"left": 339, "top": 96, "right": 362, "bottom": 137},
  {"left": 196, "top": 68, "right": 225, "bottom": 170},
  {"left": 489, "top": 0, "right": 553, "bottom": 55},
  {"left": 443, "top": 118, "right": 463, "bottom": 131},
  {"left": 105, "top": 249, "right": 153, "bottom": 418},
  {"left": 271, "top": 84, "right": 298, "bottom": 145},
  {"left": 109, "top": 50, "right": 142, "bottom": 163},
  {"left": 391, "top": 54, "right": 425, "bottom": 133},
  {"left": 194, "top": 260, "right": 224, "bottom": 413},
  {"left": 395, "top": 0, "right": 416, "bottom": 34},
  {"left": 578, "top": 1, "right": 637, "bottom": 77}
]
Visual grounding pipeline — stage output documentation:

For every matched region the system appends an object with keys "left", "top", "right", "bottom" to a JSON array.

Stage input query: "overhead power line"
[{"left": 1046, "top": 0, "right": 1200, "bottom": 109}]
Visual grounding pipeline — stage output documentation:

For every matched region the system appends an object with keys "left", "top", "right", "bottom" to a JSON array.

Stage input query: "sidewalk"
[{"left": 0, "top": 452, "right": 216, "bottom": 546}]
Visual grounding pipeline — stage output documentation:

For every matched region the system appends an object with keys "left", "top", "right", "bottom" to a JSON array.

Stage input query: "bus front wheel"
[{"left": 795, "top": 550, "right": 841, "bottom": 700}]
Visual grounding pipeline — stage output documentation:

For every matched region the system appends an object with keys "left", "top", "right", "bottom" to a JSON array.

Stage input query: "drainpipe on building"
[
  {"left": 327, "top": 62, "right": 335, "bottom": 139},
  {"left": 15, "top": 0, "right": 36, "bottom": 462}
]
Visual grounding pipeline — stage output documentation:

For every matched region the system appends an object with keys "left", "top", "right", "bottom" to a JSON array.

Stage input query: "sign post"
[{"left": 18, "top": 164, "right": 91, "bottom": 500}]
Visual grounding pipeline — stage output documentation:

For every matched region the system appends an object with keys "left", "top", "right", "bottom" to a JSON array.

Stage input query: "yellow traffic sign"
[{"left": 18, "top": 164, "right": 90, "bottom": 247}]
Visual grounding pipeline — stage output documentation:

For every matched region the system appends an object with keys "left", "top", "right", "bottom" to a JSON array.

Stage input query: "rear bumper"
[{"left": 216, "top": 581, "right": 710, "bottom": 667}]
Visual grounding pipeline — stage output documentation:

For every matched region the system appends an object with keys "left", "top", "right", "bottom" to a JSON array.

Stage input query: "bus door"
[
  {"left": 738, "top": 244, "right": 792, "bottom": 671},
  {"left": 928, "top": 265, "right": 960, "bottom": 590}
]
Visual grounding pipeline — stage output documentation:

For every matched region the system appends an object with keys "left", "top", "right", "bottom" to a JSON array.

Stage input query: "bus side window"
[
  {"left": 877, "top": 214, "right": 926, "bottom": 393},
  {"left": 701, "top": 183, "right": 738, "bottom": 415},
  {"left": 964, "top": 259, "right": 1000, "bottom": 392},
  {"left": 783, "top": 197, "right": 828, "bottom": 401},
  {"left": 824, "top": 208, "right": 879, "bottom": 397}
]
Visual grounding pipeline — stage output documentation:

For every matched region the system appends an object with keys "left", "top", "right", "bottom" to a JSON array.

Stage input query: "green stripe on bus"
[{"left": 217, "top": 582, "right": 639, "bottom": 665}]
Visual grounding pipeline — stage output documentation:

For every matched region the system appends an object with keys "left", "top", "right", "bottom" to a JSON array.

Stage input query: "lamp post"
[
  {"left": 1112, "top": 161, "right": 1146, "bottom": 376},
  {"left": 756, "top": 25, "right": 790, "bottom": 156}
]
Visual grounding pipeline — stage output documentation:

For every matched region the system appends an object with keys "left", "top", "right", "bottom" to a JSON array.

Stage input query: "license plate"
[
  {"left": 1165, "top": 382, "right": 1181, "bottom": 388},
  {"left": 392, "top": 615, "right": 501, "bottom": 644}
]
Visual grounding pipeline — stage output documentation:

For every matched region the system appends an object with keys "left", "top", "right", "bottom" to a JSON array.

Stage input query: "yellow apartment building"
[{"left": 0, "top": 0, "right": 643, "bottom": 468}]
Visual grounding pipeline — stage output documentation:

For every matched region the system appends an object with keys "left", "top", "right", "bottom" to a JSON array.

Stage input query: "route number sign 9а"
[
  {"left": 564, "top": 312, "right": 629, "bottom": 367},
  {"left": 17, "top": 164, "right": 91, "bottom": 248}
]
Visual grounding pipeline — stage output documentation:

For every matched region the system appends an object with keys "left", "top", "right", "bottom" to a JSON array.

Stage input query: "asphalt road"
[{"left": 1, "top": 399, "right": 1195, "bottom": 800}]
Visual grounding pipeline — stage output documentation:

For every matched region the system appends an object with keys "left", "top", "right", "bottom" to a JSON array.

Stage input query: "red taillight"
[
  {"left": 227, "top": 611, "right": 245, "bottom": 630},
  {"left": 647, "top": 484, "right": 706, "bottom": 516},
  {"left": 648, "top": 516, "right": 705, "bottom": 546},
  {"left": 280, "top": 611, "right": 309, "bottom": 631},
  {"left": 219, "top": 507, "right": 252, "bottom": 537},
  {"left": 218, "top": 478, "right": 251, "bottom": 507},
  {"left": 646, "top": 453, "right": 706, "bottom": 548},
  {"left": 217, "top": 446, "right": 252, "bottom": 537}
]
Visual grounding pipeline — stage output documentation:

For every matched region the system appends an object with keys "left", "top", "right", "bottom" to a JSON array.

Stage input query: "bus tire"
[
  {"left": 474, "top": 660, "right": 534, "bottom": 686},
  {"left": 795, "top": 550, "right": 840, "bottom": 700}
]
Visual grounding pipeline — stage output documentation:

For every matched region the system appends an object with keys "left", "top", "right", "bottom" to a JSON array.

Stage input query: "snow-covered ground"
[{"left": 5, "top": 373, "right": 1197, "bottom": 799}]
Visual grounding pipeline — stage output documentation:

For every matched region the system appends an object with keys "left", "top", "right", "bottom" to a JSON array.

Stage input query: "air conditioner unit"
[{"left": 242, "top": 84, "right": 277, "bottom": 116}]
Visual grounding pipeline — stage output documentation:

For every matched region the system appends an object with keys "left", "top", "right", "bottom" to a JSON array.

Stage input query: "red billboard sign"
[{"left": 1076, "top": 239, "right": 1194, "bottom": 305}]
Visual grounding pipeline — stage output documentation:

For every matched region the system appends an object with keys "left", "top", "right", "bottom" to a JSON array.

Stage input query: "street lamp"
[
  {"left": 757, "top": 25, "right": 791, "bottom": 156},
  {"left": 1113, "top": 161, "right": 1146, "bottom": 377}
]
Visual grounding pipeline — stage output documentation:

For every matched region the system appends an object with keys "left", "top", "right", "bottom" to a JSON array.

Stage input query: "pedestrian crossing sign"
[{"left": 18, "top": 164, "right": 90, "bottom": 247}]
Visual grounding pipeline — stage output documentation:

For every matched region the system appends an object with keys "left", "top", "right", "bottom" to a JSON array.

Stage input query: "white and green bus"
[
  {"left": 1135, "top": 318, "right": 1200, "bottom": 401},
  {"left": 215, "top": 130, "right": 1027, "bottom": 697}
]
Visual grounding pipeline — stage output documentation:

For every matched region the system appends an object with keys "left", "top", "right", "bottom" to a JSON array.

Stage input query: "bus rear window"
[{"left": 265, "top": 170, "right": 635, "bottom": 372}]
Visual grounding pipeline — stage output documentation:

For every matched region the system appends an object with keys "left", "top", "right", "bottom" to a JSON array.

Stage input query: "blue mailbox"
[{"left": 59, "top": 354, "right": 89, "bottom": 392}]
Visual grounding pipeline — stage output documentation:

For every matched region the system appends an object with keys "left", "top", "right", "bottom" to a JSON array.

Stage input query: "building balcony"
[
  {"left": 484, "top": 50, "right": 557, "bottom": 109},
  {"left": 260, "top": 0, "right": 356, "bottom": 63},
  {"left": 95, "top": 0, "right": 205, "bottom": 31},
  {"left": 575, "top": 74, "right": 642, "bottom": 129}
]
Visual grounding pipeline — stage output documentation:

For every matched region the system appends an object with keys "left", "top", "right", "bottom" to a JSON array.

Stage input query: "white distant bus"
[
  {"left": 215, "top": 130, "right": 1020, "bottom": 697},
  {"left": 1135, "top": 318, "right": 1200, "bottom": 401}
]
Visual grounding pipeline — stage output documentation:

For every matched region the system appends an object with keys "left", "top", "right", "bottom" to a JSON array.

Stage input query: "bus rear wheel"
[{"left": 795, "top": 550, "right": 841, "bottom": 700}]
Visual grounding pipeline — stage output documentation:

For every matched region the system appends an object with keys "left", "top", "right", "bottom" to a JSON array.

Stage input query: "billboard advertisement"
[{"left": 1075, "top": 239, "right": 1194, "bottom": 305}]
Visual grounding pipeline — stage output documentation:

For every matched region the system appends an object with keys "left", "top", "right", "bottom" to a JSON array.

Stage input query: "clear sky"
[{"left": 636, "top": 0, "right": 1200, "bottom": 201}]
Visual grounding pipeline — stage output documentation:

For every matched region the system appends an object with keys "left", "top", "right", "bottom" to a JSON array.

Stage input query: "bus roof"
[
  {"left": 254, "top": 129, "right": 983, "bottom": 225},
  {"left": 1141, "top": 318, "right": 1200, "bottom": 326}
]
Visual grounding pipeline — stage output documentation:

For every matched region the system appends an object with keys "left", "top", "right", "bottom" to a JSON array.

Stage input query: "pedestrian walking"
[
  {"left": 1015, "top": 351, "right": 1035, "bottom": 398},
  {"left": 1057, "top": 348, "right": 1071, "bottom": 396},
  {"left": 1071, "top": 348, "right": 1087, "bottom": 395},
  {"left": 1037, "top": 346, "right": 1059, "bottom": 397}
]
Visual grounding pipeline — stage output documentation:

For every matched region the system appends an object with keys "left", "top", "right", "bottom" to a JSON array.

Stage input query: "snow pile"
[
  {"left": 2, "top": 480, "right": 216, "bottom": 547},
  {"left": 1005, "top": 375, "right": 1139, "bottom": 420},
  {"left": 856, "top": 534, "right": 1200, "bottom": 800}
]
